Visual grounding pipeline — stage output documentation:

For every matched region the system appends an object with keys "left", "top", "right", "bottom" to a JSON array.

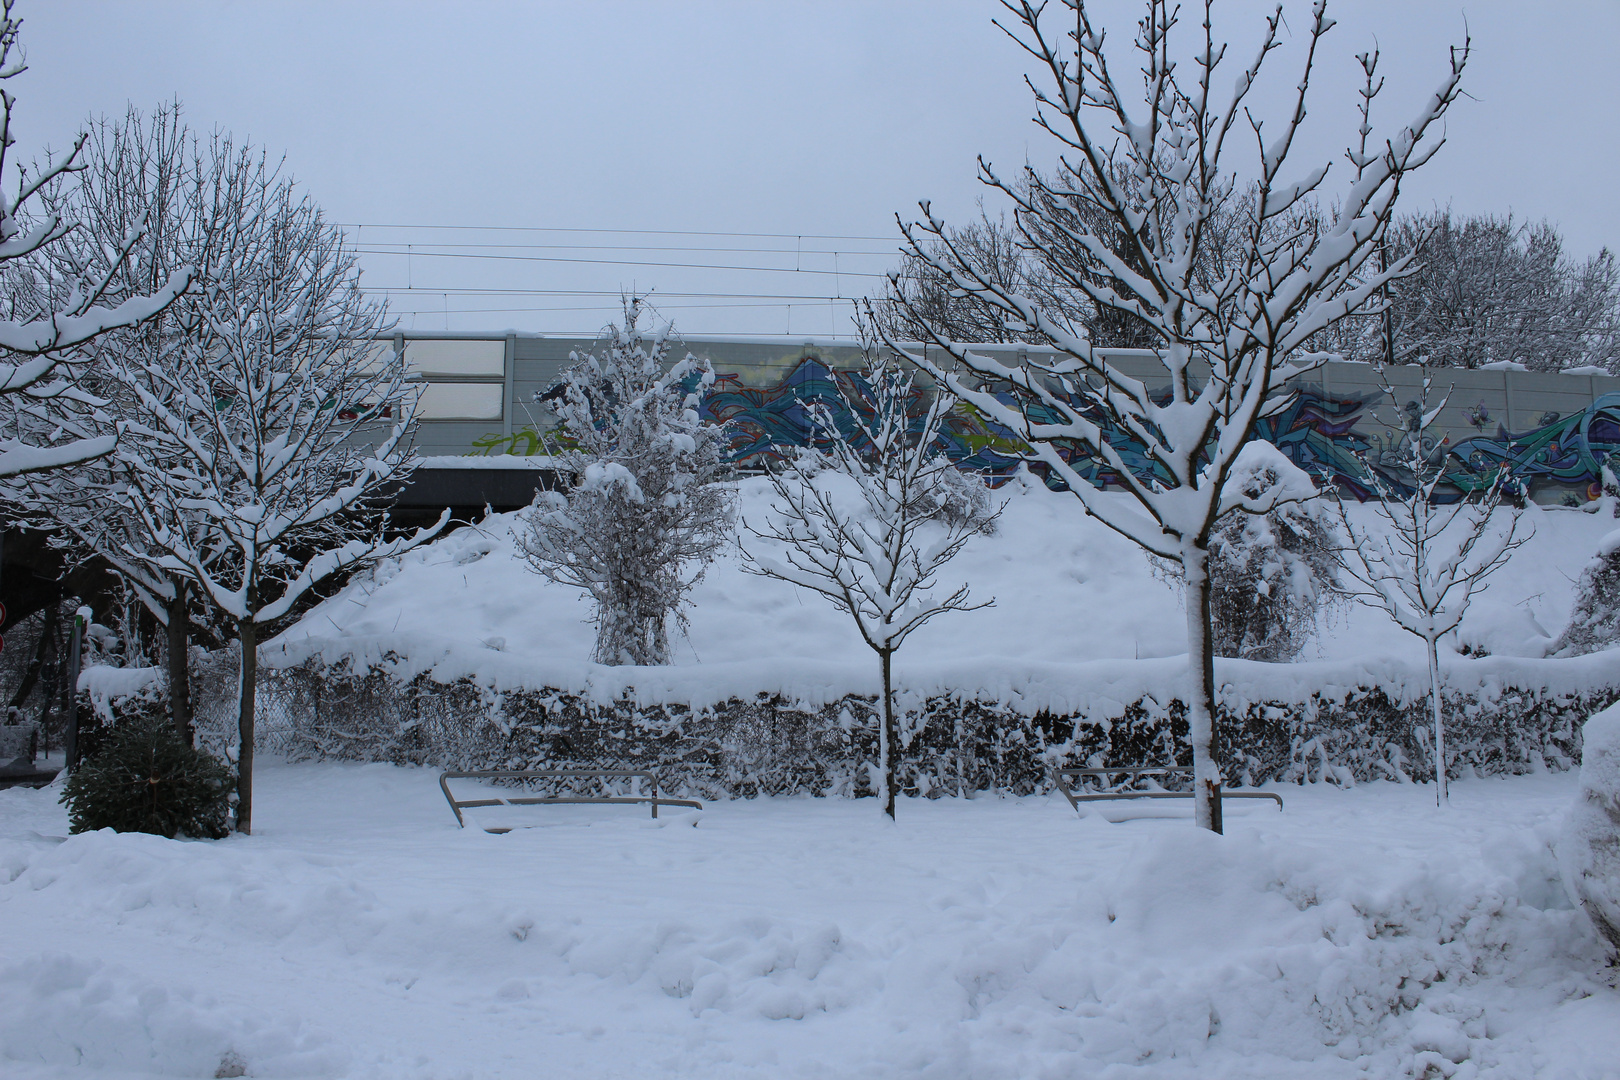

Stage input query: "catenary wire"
[{"left": 353, "top": 247, "right": 889, "bottom": 278}]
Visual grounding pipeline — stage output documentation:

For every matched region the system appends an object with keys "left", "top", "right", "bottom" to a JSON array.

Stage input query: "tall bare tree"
[
  {"left": 16, "top": 104, "right": 215, "bottom": 742},
  {"left": 1377, "top": 211, "right": 1620, "bottom": 372},
  {"left": 105, "top": 167, "right": 444, "bottom": 833},
  {"left": 885, "top": 0, "right": 1468, "bottom": 831}
]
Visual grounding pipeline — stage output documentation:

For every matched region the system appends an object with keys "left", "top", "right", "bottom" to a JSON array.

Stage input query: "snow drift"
[{"left": 1561, "top": 701, "right": 1620, "bottom": 951}]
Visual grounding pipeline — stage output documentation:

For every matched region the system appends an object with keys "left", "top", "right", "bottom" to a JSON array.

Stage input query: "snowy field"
[{"left": 2, "top": 764, "right": 1617, "bottom": 1079}]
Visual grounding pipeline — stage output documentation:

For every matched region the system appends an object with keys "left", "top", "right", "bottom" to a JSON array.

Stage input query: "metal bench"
[
  {"left": 1051, "top": 766, "right": 1283, "bottom": 813},
  {"left": 439, "top": 769, "right": 703, "bottom": 833}
]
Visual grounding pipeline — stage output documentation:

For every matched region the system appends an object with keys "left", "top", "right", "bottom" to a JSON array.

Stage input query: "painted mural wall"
[
  {"left": 697, "top": 356, "right": 1620, "bottom": 505},
  {"left": 443, "top": 334, "right": 1620, "bottom": 506}
]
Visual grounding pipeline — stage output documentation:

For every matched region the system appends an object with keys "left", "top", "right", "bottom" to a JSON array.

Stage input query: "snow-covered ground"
[
  {"left": 13, "top": 481, "right": 1618, "bottom": 1077},
  {"left": 266, "top": 478, "right": 1618, "bottom": 708},
  {"left": 2, "top": 765, "right": 1616, "bottom": 1079}
]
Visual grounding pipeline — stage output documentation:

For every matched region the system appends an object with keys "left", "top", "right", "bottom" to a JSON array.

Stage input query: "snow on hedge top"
[
  {"left": 411, "top": 455, "right": 560, "bottom": 470},
  {"left": 267, "top": 478, "right": 1620, "bottom": 713},
  {"left": 1598, "top": 527, "right": 1620, "bottom": 561}
]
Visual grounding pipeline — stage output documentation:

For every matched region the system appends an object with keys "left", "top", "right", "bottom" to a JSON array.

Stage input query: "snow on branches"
[
  {"left": 0, "top": 2, "right": 190, "bottom": 482},
  {"left": 519, "top": 299, "right": 734, "bottom": 666},
  {"left": 740, "top": 350, "right": 996, "bottom": 819},
  {"left": 1329, "top": 369, "right": 1527, "bottom": 805},
  {"left": 883, "top": 0, "right": 1468, "bottom": 832},
  {"left": 1552, "top": 528, "right": 1620, "bottom": 659},
  {"left": 98, "top": 167, "right": 443, "bottom": 832}
]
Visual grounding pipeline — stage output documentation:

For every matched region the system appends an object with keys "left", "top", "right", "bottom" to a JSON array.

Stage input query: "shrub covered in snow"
[
  {"left": 59, "top": 712, "right": 234, "bottom": 839},
  {"left": 520, "top": 300, "right": 733, "bottom": 665},
  {"left": 1560, "top": 702, "right": 1620, "bottom": 952},
  {"left": 1552, "top": 528, "right": 1620, "bottom": 657},
  {"left": 1206, "top": 498, "right": 1342, "bottom": 662}
]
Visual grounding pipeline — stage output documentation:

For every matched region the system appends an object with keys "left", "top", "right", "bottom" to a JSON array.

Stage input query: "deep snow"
[
  {"left": 1562, "top": 703, "right": 1620, "bottom": 949},
  {"left": 263, "top": 478, "right": 1619, "bottom": 714},
  {"left": 16, "top": 480, "right": 1620, "bottom": 1078},
  {"left": 2, "top": 765, "right": 1617, "bottom": 1079}
]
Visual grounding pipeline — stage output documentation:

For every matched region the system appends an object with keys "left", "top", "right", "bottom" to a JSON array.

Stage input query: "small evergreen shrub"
[{"left": 60, "top": 714, "right": 234, "bottom": 838}]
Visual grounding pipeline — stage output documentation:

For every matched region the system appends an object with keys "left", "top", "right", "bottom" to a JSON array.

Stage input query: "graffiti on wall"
[
  {"left": 699, "top": 357, "right": 1620, "bottom": 503},
  {"left": 701, "top": 361, "right": 1027, "bottom": 473}
]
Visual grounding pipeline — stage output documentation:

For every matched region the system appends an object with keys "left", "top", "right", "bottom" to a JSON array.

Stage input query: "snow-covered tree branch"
[
  {"left": 0, "top": 1, "right": 190, "bottom": 482},
  {"left": 1329, "top": 368, "right": 1528, "bottom": 805},
  {"left": 11, "top": 104, "right": 221, "bottom": 742},
  {"left": 883, "top": 0, "right": 1468, "bottom": 831},
  {"left": 740, "top": 349, "right": 996, "bottom": 819},
  {"left": 519, "top": 299, "right": 734, "bottom": 666},
  {"left": 1332, "top": 211, "right": 1620, "bottom": 373}
]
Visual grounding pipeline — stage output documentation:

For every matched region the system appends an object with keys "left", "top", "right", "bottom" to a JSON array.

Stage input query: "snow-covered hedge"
[
  {"left": 77, "top": 652, "right": 1619, "bottom": 799},
  {"left": 1560, "top": 702, "right": 1620, "bottom": 952}
]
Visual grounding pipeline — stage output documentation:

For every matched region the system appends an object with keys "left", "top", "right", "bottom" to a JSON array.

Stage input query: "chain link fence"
[{"left": 177, "top": 648, "right": 311, "bottom": 760}]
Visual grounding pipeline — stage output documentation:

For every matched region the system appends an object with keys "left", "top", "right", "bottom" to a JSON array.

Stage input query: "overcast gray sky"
[{"left": 15, "top": 1, "right": 1620, "bottom": 336}]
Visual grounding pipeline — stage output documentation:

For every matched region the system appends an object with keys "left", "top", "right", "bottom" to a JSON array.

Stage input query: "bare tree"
[
  {"left": 0, "top": 2, "right": 190, "bottom": 483},
  {"left": 1329, "top": 369, "right": 1527, "bottom": 804},
  {"left": 739, "top": 349, "right": 995, "bottom": 819},
  {"left": 519, "top": 299, "right": 734, "bottom": 666},
  {"left": 884, "top": 0, "right": 1468, "bottom": 831},
  {"left": 875, "top": 162, "right": 1327, "bottom": 354},
  {"left": 108, "top": 169, "right": 444, "bottom": 834},
  {"left": 1376, "top": 211, "right": 1620, "bottom": 372},
  {"left": 873, "top": 210, "right": 1064, "bottom": 346}
]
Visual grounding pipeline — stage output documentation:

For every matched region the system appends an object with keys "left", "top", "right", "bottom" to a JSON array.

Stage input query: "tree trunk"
[
  {"left": 37, "top": 607, "right": 62, "bottom": 735},
  {"left": 1426, "top": 634, "right": 1447, "bottom": 806},
  {"left": 236, "top": 617, "right": 258, "bottom": 835},
  {"left": 166, "top": 577, "right": 193, "bottom": 746},
  {"left": 880, "top": 647, "right": 898, "bottom": 820},
  {"left": 1184, "top": 543, "right": 1224, "bottom": 834},
  {"left": 8, "top": 601, "right": 57, "bottom": 711}
]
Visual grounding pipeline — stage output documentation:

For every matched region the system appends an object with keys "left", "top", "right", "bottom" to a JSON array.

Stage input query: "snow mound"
[
  {"left": 265, "top": 480, "right": 1620, "bottom": 712},
  {"left": 0, "top": 951, "right": 348, "bottom": 1079},
  {"left": 1560, "top": 702, "right": 1620, "bottom": 951},
  {"left": 0, "top": 831, "right": 351, "bottom": 1078}
]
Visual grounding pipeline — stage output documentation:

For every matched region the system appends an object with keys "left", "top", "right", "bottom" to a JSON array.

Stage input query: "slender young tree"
[
  {"left": 110, "top": 172, "right": 444, "bottom": 834},
  {"left": 1328, "top": 369, "right": 1527, "bottom": 805},
  {"left": 884, "top": 0, "right": 1468, "bottom": 831},
  {"left": 740, "top": 350, "right": 996, "bottom": 819},
  {"left": 519, "top": 299, "right": 733, "bottom": 666}
]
